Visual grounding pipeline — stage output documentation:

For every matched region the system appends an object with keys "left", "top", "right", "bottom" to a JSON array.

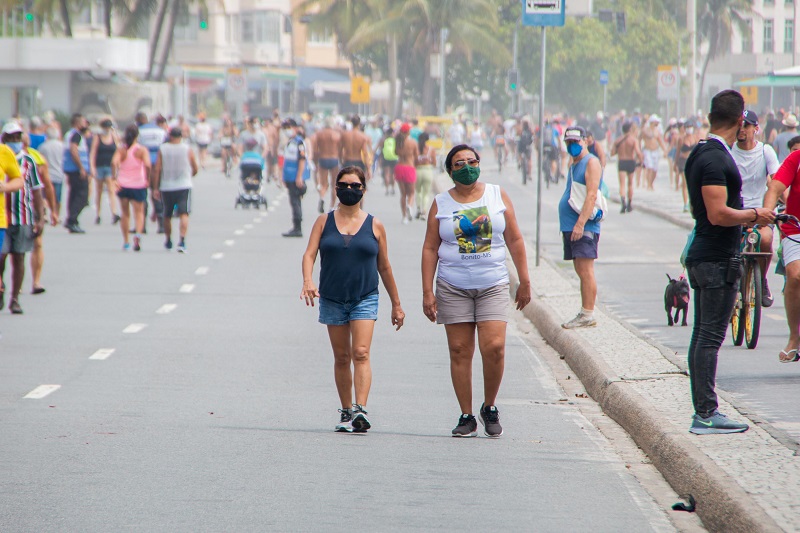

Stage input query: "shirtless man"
[
  {"left": 611, "top": 121, "right": 643, "bottom": 213},
  {"left": 640, "top": 115, "right": 668, "bottom": 190},
  {"left": 264, "top": 117, "right": 280, "bottom": 182},
  {"left": 312, "top": 117, "right": 342, "bottom": 213},
  {"left": 339, "top": 115, "right": 372, "bottom": 180},
  {"left": 394, "top": 123, "right": 420, "bottom": 223}
]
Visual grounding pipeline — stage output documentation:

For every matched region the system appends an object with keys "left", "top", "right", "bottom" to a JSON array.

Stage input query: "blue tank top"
[
  {"left": 558, "top": 153, "right": 602, "bottom": 234},
  {"left": 319, "top": 212, "right": 379, "bottom": 304}
]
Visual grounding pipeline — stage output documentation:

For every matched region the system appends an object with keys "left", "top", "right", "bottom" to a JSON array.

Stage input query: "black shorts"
[
  {"left": 343, "top": 159, "right": 366, "bottom": 171},
  {"left": 161, "top": 189, "right": 191, "bottom": 217},
  {"left": 618, "top": 159, "right": 636, "bottom": 174},
  {"left": 197, "top": 143, "right": 208, "bottom": 150},
  {"left": 562, "top": 231, "right": 600, "bottom": 261},
  {"left": 117, "top": 187, "right": 147, "bottom": 202}
]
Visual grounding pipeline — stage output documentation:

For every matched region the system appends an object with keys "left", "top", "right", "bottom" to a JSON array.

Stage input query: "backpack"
[{"left": 382, "top": 137, "right": 398, "bottom": 161}]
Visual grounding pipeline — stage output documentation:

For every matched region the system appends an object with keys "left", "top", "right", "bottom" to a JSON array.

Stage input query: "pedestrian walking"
[
  {"left": 281, "top": 119, "right": 310, "bottom": 238},
  {"left": 394, "top": 123, "right": 419, "bottom": 224},
  {"left": 301, "top": 166, "right": 405, "bottom": 432},
  {"left": 312, "top": 117, "right": 342, "bottom": 213},
  {"left": 89, "top": 118, "right": 120, "bottom": 226},
  {"left": 414, "top": 132, "right": 436, "bottom": 219},
  {"left": 112, "top": 125, "right": 151, "bottom": 251},
  {"left": 63, "top": 114, "right": 91, "bottom": 234},
  {"left": 37, "top": 128, "right": 64, "bottom": 218},
  {"left": 421, "top": 144, "right": 531, "bottom": 438},
  {"left": 640, "top": 115, "right": 668, "bottom": 190},
  {"left": 611, "top": 121, "right": 642, "bottom": 213},
  {"left": 0, "top": 136, "right": 25, "bottom": 322},
  {"left": 773, "top": 113, "right": 798, "bottom": 163},
  {"left": 194, "top": 113, "right": 212, "bottom": 169},
  {"left": 152, "top": 127, "right": 198, "bottom": 253},
  {"left": 24, "top": 135, "right": 58, "bottom": 296},
  {"left": 684, "top": 90, "right": 774, "bottom": 435},
  {"left": 560, "top": 126, "right": 604, "bottom": 329}
]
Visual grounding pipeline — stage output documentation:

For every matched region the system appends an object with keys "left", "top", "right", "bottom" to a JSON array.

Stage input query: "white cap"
[
  {"left": 1, "top": 122, "right": 23, "bottom": 135},
  {"left": 648, "top": 114, "right": 661, "bottom": 123}
]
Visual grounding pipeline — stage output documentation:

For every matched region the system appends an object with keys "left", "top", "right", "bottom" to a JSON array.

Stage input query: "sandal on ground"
[
  {"left": 32, "top": 287, "right": 46, "bottom": 295},
  {"left": 779, "top": 349, "right": 800, "bottom": 363}
]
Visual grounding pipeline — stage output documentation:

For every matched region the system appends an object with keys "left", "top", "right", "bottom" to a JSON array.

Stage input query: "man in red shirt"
[{"left": 765, "top": 149, "right": 800, "bottom": 362}]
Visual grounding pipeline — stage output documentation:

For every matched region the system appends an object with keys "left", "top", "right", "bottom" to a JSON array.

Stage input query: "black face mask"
[{"left": 336, "top": 188, "right": 364, "bottom": 206}]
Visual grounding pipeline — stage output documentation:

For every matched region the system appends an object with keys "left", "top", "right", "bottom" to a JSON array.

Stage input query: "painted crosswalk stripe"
[
  {"left": 244, "top": 224, "right": 253, "bottom": 229},
  {"left": 156, "top": 303, "right": 178, "bottom": 314},
  {"left": 24, "top": 385, "right": 61, "bottom": 399},
  {"left": 234, "top": 229, "right": 245, "bottom": 235},
  {"left": 179, "top": 284, "right": 195, "bottom": 293},
  {"left": 195, "top": 266, "right": 209, "bottom": 275},
  {"left": 224, "top": 240, "right": 235, "bottom": 246},
  {"left": 212, "top": 252, "right": 224, "bottom": 260},
  {"left": 123, "top": 323, "right": 147, "bottom": 334},
  {"left": 89, "top": 348, "right": 115, "bottom": 360}
]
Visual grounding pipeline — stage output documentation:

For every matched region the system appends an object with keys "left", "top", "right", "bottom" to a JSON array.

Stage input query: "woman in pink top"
[{"left": 112, "top": 124, "right": 151, "bottom": 251}]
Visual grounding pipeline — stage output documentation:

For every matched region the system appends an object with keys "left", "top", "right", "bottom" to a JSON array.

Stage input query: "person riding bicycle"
[
  {"left": 732, "top": 110, "right": 780, "bottom": 307},
  {"left": 517, "top": 120, "right": 533, "bottom": 179},
  {"left": 493, "top": 124, "right": 507, "bottom": 168},
  {"left": 540, "top": 120, "right": 561, "bottom": 181},
  {"left": 219, "top": 117, "right": 238, "bottom": 176}
]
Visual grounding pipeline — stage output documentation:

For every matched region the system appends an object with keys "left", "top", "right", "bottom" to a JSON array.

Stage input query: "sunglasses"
[
  {"left": 452, "top": 158, "right": 480, "bottom": 170},
  {"left": 336, "top": 182, "right": 364, "bottom": 190}
]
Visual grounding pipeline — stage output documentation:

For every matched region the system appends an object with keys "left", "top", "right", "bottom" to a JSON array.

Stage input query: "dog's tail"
[{"left": 666, "top": 273, "right": 674, "bottom": 282}]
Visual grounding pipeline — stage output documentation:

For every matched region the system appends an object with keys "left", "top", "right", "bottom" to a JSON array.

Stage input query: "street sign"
[
  {"left": 740, "top": 86, "right": 759, "bottom": 105},
  {"left": 350, "top": 76, "right": 370, "bottom": 104},
  {"left": 522, "top": 0, "right": 566, "bottom": 27},
  {"left": 600, "top": 70, "right": 609, "bottom": 86},
  {"left": 226, "top": 68, "right": 247, "bottom": 103},
  {"left": 657, "top": 65, "right": 678, "bottom": 101}
]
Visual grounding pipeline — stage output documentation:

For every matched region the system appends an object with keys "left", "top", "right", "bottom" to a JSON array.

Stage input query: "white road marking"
[
  {"left": 626, "top": 318, "right": 650, "bottom": 324},
  {"left": 268, "top": 206, "right": 276, "bottom": 212},
  {"left": 271, "top": 200, "right": 281, "bottom": 206},
  {"left": 195, "top": 266, "right": 209, "bottom": 275},
  {"left": 253, "top": 217, "right": 262, "bottom": 223},
  {"left": 244, "top": 224, "right": 253, "bottom": 229},
  {"left": 24, "top": 385, "right": 61, "bottom": 399},
  {"left": 212, "top": 252, "right": 224, "bottom": 260},
  {"left": 767, "top": 313, "right": 785, "bottom": 322},
  {"left": 89, "top": 348, "right": 115, "bottom": 360},
  {"left": 123, "top": 323, "right": 147, "bottom": 334},
  {"left": 156, "top": 303, "right": 178, "bottom": 314},
  {"left": 234, "top": 229, "right": 245, "bottom": 235},
  {"left": 179, "top": 284, "right": 195, "bottom": 293},
  {"left": 224, "top": 240, "right": 235, "bottom": 246}
]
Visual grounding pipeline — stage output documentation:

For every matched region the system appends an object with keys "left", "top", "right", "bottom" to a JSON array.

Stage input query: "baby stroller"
[{"left": 235, "top": 160, "right": 268, "bottom": 209}]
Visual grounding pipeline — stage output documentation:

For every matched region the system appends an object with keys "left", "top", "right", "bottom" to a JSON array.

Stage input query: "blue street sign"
[
  {"left": 600, "top": 70, "right": 609, "bottom": 85},
  {"left": 522, "top": 0, "right": 566, "bottom": 27}
]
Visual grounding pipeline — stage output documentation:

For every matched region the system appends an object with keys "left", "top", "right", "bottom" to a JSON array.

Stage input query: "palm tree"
[{"left": 696, "top": 0, "right": 752, "bottom": 106}]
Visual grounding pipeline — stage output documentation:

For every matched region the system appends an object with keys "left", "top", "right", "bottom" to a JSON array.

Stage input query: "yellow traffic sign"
[
  {"left": 350, "top": 76, "right": 370, "bottom": 104},
  {"left": 740, "top": 86, "right": 758, "bottom": 106}
]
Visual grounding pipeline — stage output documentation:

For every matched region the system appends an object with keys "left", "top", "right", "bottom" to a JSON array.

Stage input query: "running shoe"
[
  {"left": 689, "top": 411, "right": 749, "bottom": 435},
  {"left": 111, "top": 214, "right": 121, "bottom": 225},
  {"left": 9, "top": 299, "right": 23, "bottom": 315},
  {"left": 352, "top": 404, "right": 371, "bottom": 433},
  {"left": 122, "top": 243, "right": 131, "bottom": 251},
  {"left": 561, "top": 313, "right": 597, "bottom": 329},
  {"left": 336, "top": 408, "right": 354, "bottom": 433},
  {"left": 479, "top": 403, "right": 503, "bottom": 437},
  {"left": 177, "top": 239, "right": 186, "bottom": 253},
  {"left": 451, "top": 414, "right": 477, "bottom": 437},
  {"left": 133, "top": 235, "right": 141, "bottom": 252},
  {"left": 95, "top": 216, "right": 101, "bottom": 225},
  {"left": 762, "top": 279, "right": 774, "bottom": 308},
  {"left": 165, "top": 239, "right": 173, "bottom": 250}
]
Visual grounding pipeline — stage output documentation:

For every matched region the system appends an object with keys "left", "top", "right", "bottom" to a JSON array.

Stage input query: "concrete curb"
[
  {"left": 607, "top": 195, "right": 695, "bottom": 230},
  {"left": 510, "top": 265, "right": 782, "bottom": 533}
]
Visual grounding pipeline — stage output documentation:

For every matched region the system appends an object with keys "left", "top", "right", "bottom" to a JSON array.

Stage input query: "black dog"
[{"left": 665, "top": 274, "right": 690, "bottom": 326}]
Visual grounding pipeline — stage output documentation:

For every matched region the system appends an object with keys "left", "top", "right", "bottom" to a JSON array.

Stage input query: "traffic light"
[
  {"left": 615, "top": 11, "right": 626, "bottom": 34},
  {"left": 24, "top": 0, "right": 34, "bottom": 21},
  {"left": 508, "top": 69, "right": 518, "bottom": 92},
  {"left": 199, "top": 7, "right": 209, "bottom": 30}
]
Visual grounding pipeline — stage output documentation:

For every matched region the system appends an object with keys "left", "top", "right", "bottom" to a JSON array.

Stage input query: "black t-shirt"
[{"left": 685, "top": 138, "right": 743, "bottom": 265}]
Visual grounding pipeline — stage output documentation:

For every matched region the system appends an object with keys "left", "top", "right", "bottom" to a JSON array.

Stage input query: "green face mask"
[{"left": 452, "top": 164, "right": 480, "bottom": 185}]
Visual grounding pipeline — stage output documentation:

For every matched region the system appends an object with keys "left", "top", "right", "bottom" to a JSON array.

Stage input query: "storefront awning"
[{"left": 734, "top": 75, "right": 800, "bottom": 88}]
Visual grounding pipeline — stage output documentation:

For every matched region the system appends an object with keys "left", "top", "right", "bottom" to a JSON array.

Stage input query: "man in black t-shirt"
[{"left": 684, "top": 90, "right": 774, "bottom": 435}]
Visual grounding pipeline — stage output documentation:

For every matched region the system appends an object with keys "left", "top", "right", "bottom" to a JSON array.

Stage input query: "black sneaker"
[
  {"left": 479, "top": 403, "right": 503, "bottom": 437},
  {"left": 95, "top": 216, "right": 101, "bottom": 225},
  {"left": 762, "top": 279, "right": 774, "bottom": 308},
  {"left": 165, "top": 239, "right": 173, "bottom": 250},
  {"left": 111, "top": 214, "right": 121, "bottom": 225},
  {"left": 451, "top": 414, "right": 477, "bottom": 437},
  {"left": 335, "top": 408, "right": 354, "bottom": 432},
  {"left": 352, "top": 404, "right": 371, "bottom": 433},
  {"left": 282, "top": 227, "right": 303, "bottom": 238}
]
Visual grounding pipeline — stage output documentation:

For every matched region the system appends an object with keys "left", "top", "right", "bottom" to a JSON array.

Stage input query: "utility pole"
[
  {"left": 688, "top": 0, "right": 697, "bottom": 116},
  {"left": 512, "top": 18, "right": 520, "bottom": 114},
  {"left": 439, "top": 28, "right": 448, "bottom": 116}
]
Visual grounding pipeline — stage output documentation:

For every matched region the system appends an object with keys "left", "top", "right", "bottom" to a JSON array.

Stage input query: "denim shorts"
[
  {"left": 319, "top": 293, "right": 379, "bottom": 325},
  {"left": 96, "top": 166, "right": 113, "bottom": 180}
]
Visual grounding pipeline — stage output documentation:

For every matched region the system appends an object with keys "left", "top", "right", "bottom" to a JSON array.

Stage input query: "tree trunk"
[
  {"left": 421, "top": 31, "right": 435, "bottom": 115},
  {"left": 146, "top": 0, "right": 169, "bottom": 81},
  {"left": 697, "top": 23, "right": 718, "bottom": 110},
  {"left": 104, "top": 0, "right": 112, "bottom": 37},
  {"left": 59, "top": 0, "right": 72, "bottom": 37},
  {"left": 387, "top": 33, "right": 398, "bottom": 119},
  {"left": 396, "top": 36, "right": 412, "bottom": 118},
  {"left": 155, "top": 0, "right": 180, "bottom": 82}
]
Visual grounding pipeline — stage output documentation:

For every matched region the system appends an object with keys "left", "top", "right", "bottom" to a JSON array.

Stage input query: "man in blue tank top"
[
  {"left": 135, "top": 112, "right": 167, "bottom": 234},
  {"left": 558, "top": 126, "right": 603, "bottom": 329}
]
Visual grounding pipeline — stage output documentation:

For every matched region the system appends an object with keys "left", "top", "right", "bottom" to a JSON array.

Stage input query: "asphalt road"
[
  {"left": 0, "top": 162, "right": 676, "bottom": 531},
  {"left": 490, "top": 151, "right": 800, "bottom": 445}
]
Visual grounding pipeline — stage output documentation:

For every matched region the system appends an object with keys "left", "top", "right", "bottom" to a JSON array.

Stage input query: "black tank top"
[
  {"left": 95, "top": 136, "right": 117, "bottom": 167},
  {"left": 319, "top": 212, "right": 379, "bottom": 304}
]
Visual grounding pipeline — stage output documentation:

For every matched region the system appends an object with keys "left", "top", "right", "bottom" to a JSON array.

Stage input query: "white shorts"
[
  {"left": 643, "top": 149, "right": 660, "bottom": 170},
  {"left": 783, "top": 236, "right": 800, "bottom": 266}
]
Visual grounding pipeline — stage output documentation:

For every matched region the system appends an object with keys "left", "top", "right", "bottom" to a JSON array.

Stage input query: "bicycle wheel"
[
  {"left": 744, "top": 261, "right": 762, "bottom": 349},
  {"left": 731, "top": 273, "right": 745, "bottom": 346}
]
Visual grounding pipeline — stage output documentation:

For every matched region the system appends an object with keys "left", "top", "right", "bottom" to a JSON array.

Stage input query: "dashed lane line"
[
  {"left": 179, "top": 284, "right": 195, "bottom": 294},
  {"left": 224, "top": 240, "right": 235, "bottom": 246},
  {"left": 24, "top": 385, "right": 61, "bottom": 399},
  {"left": 89, "top": 348, "right": 115, "bottom": 360},
  {"left": 212, "top": 252, "right": 224, "bottom": 260},
  {"left": 234, "top": 229, "right": 245, "bottom": 235},
  {"left": 156, "top": 303, "right": 178, "bottom": 314},
  {"left": 195, "top": 266, "right": 210, "bottom": 275},
  {"left": 123, "top": 323, "right": 147, "bottom": 334},
  {"left": 244, "top": 224, "right": 254, "bottom": 229}
]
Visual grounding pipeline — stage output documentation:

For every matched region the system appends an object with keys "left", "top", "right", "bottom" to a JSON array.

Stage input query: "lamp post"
[{"left": 439, "top": 27, "right": 448, "bottom": 116}]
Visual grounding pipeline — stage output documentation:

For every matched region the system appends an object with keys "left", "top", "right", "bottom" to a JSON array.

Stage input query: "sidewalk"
[{"left": 431, "top": 169, "right": 797, "bottom": 532}]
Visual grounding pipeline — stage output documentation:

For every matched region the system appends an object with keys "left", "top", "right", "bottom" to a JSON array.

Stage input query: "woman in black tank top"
[
  {"left": 300, "top": 166, "right": 405, "bottom": 433},
  {"left": 674, "top": 123, "right": 697, "bottom": 211},
  {"left": 89, "top": 119, "right": 120, "bottom": 224}
]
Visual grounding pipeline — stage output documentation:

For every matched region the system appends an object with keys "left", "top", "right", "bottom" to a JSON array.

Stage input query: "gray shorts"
[
  {"left": 435, "top": 277, "right": 510, "bottom": 325},
  {"left": 1, "top": 225, "right": 35, "bottom": 254}
]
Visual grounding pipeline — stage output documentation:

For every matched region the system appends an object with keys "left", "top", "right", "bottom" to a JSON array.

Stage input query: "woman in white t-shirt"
[{"left": 421, "top": 144, "right": 531, "bottom": 438}]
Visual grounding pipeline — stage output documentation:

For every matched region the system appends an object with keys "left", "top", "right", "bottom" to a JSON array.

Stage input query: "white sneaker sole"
[{"left": 451, "top": 430, "right": 477, "bottom": 438}]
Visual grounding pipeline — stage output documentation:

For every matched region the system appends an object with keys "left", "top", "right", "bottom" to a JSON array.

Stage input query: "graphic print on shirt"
[{"left": 453, "top": 206, "right": 492, "bottom": 254}]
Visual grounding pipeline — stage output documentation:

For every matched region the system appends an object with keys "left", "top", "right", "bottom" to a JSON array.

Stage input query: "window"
[
  {"left": 786, "top": 20, "right": 795, "bottom": 54},
  {"left": 764, "top": 19, "right": 774, "bottom": 53},
  {"left": 175, "top": 13, "right": 198, "bottom": 42},
  {"left": 742, "top": 18, "right": 752, "bottom": 53},
  {"left": 309, "top": 27, "right": 333, "bottom": 44},
  {"left": 225, "top": 14, "right": 240, "bottom": 43},
  {"left": 240, "top": 11, "right": 280, "bottom": 44}
]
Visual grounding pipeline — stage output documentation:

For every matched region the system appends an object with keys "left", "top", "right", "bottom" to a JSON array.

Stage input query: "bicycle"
[{"left": 519, "top": 149, "right": 531, "bottom": 185}]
